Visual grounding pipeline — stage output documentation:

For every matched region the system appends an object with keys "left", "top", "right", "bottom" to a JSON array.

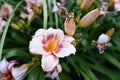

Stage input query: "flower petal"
[
  {"left": 97, "top": 34, "right": 110, "bottom": 43},
  {"left": 41, "top": 55, "right": 59, "bottom": 72},
  {"left": 0, "top": 58, "right": 9, "bottom": 74},
  {"left": 64, "top": 35, "right": 75, "bottom": 43},
  {"left": 11, "top": 64, "right": 29, "bottom": 80},
  {"left": 54, "top": 42, "right": 76, "bottom": 58},
  {"left": 29, "top": 29, "right": 48, "bottom": 55},
  {"left": 46, "top": 28, "right": 64, "bottom": 44}
]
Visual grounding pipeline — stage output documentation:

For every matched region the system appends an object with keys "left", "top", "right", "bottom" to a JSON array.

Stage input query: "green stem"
[
  {"left": 0, "top": 0, "right": 23, "bottom": 61},
  {"left": 53, "top": 0, "right": 58, "bottom": 28},
  {"left": 48, "top": 0, "right": 53, "bottom": 26},
  {"left": 43, "top": 0, "right": 48, "bottom": 29}
]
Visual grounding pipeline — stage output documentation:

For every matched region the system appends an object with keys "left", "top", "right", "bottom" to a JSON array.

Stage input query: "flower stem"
[
  {"left": 48, "top": 0, "right": 53, "bottom": 26},
  {"left": 53, "top": 0, "right": 58, "bottom": 28},
  {"left": 0, "top": 0, "right": 23, "bottom": 61},
  {"left": 43, "top": 0, "right": 48, "bottom": 29}
]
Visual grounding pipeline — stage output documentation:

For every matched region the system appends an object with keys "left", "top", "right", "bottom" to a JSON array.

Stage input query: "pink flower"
[
  {"left": 0, "top": 58, "right": 29, "bottom": 80},
  {"left": 0, "top": 3, "right": 13, "bottom": 17},
  {"left": 114, "top": 0, "right": 120, "bottom": 11},
  {"left": 45, "top": 64, "right": 62, "bottom": 80},
  {"left": 97, "top": 34, "right": 110, "bottom": 54},
  {"left": 25, "top": 0, "right": 43, "bottom": 13},
  {"left": 29, "top": 28, "right": 76, "bottom": 71},
  {"left": 0, "top": 17, "right": 6, "bottom": 35}
]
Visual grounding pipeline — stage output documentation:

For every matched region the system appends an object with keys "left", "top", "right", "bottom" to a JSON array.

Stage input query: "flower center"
[
  {"left": 1, "top": 73, "right": 12, "bottom": 80},
  {"left": 45, "top": 34, "right": 59, "bottom": 52},
  {"left": 3, "top": 7, "right": 9, "bottom": 16}
]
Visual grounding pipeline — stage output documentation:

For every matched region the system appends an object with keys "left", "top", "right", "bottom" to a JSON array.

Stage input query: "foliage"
[{"left": 0, "top": 0, "right": 120, "bottom": 80}]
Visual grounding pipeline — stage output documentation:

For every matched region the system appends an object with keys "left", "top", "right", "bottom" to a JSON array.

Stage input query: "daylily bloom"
[
  {"left": 25, "top": 0, "right": 43, "bottom": 13},
  {"left": 52, "top": 2, "right": 68, "bottom": 18},
  {"left": 29, "top": 28, "right": 76, "bottom": 71},
  {"left": 97, "top": 34, "right": 110, "bottom": 54},
  {"left": 0, "top": 58, "right": 29, "bottom": 80},
  {"left": 0, "top": 17, "right": 6, "bottom": 35},
  {"left": 45, "top": 64, "right": 62, "bottom": 80},
  {"left": 0, "top": 3, "right": 13, "bottom": 17}
]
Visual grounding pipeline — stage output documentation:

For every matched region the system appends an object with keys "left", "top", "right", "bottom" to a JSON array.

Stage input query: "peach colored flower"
[
  {"left": 0, "top": 58, "right": 29, "bottom": 80},
  {"left": 0, "top": 17, "right": 6, "bottom": 35},
  {"left": 97, "top": 34, "right": 110, "bottom": 54},
  {"left": 0, "top": 3, "right": 13, "bottom": 17},
  {"left": 29, "top": 28, "right": 76, "bottom": 71}
]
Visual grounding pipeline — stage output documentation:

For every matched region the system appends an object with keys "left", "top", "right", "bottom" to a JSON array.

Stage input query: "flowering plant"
[{"left": 0, "top": 0, "right": 120, "bottom": 80}]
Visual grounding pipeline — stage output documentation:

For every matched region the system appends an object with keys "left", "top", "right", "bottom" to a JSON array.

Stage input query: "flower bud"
[
  {"left": 109, "top": 0, "right": 114, "bottom": 8},
  {"left": 106, "top": 28, "right": 115, "bottom": 37},
  {"left": 77, "top": 0, "right": 83, "bottom": 5},
  {"left": 11, "top": 23, "right": 20, "bottom": 30},
  {"left": 79, "top": 8, "right": 100, "bottom": 27},
  {"left": 64, "top": 13, "right": 75, "bottom": 36},
  {"left": 81, "top": 0, "right": 93, "bottom": 10}
]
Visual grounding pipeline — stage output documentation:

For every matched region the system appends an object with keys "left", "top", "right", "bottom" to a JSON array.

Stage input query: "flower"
[
  {"left": 0, "top": 3, "right": 13, "bottom": 17},
  {"left": 114, "top": 0, "right": 120, "bottom": 11},
  {"left": 45, "top": 64, "right": 62, "bottom": 80},
  {"left": 29, "top": 28, "right": 76, "bottom": 71},
  {"left": 97, "top": 34, "right": 110, "bottom": 54},
  {"left": 0, "top": 58, "right": 29, "bottom": 80},
  {"left": 0, "top": 17, "right": 6, "bottom": 35},
  {"left": 52, "top": 2, "right": 68, "bottom": 18},
  {"left": 25, "top": 0, "right": 43, "bottom": 13}
]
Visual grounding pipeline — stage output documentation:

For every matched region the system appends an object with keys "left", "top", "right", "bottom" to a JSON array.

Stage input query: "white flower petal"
[
  {"left": 0, "top": 58, "right": 9, "bottom": 74},
  {"left": 12, "top": 64, "right": 29, "bottom": 80},
  {"left": 41, "top": 55, "right": 59, "bottom": 72},
  {"left": 64, "top": 35, "right": 75, "bottom": 43},
  {"left": 29, "top": 29, "right": 48, "bottom": 55},
  {"left": 97, "top": 34, "right": 110, "bottom": 43},
  {"left": 54, "top": 42, "right": 76, "bottom": 58}
]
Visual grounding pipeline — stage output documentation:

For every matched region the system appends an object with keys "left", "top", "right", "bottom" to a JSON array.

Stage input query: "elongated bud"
[
  {"left": 106, "top": 28, "right": 115, "bottom": 37},
  {"left": 109, "top": 0, "right": 114, "bottom": 8},
  {"left": 64, "top": 13, "right": 75, "bottom": 36},
  {"left": 28, "top": 12, "right": 35, "bottom": 25},
  {"left": 75, "top": 15, "right": 80, "bottom": 23},
  {"left": 81, "top": 0, "right": 93, "bottom": 10},
  {"left": 11, "top": 23, "right": 20, "bottom": 30},
  {"left": 77, "top": 0, "right": 83, "bottom": 5},
  {"left": 79, "top": 8, "right": 100, "bottom": 27}
]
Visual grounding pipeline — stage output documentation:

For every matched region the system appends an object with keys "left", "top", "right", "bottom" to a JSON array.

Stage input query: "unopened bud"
[
  {"left": 11, "top": 23, "right": 20, "bottom": 30},
  {"left": 81, "top": 0, "right": 93, "bottom": 10},
  {"left": 79, "top": 8, "right": 100, "bottom": 27},
  {"left": 106, "top": 28, "right": 115, "bottom": 37},
  {"left": 64, "top": 13, "right": 75, "bottom": 36}
]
